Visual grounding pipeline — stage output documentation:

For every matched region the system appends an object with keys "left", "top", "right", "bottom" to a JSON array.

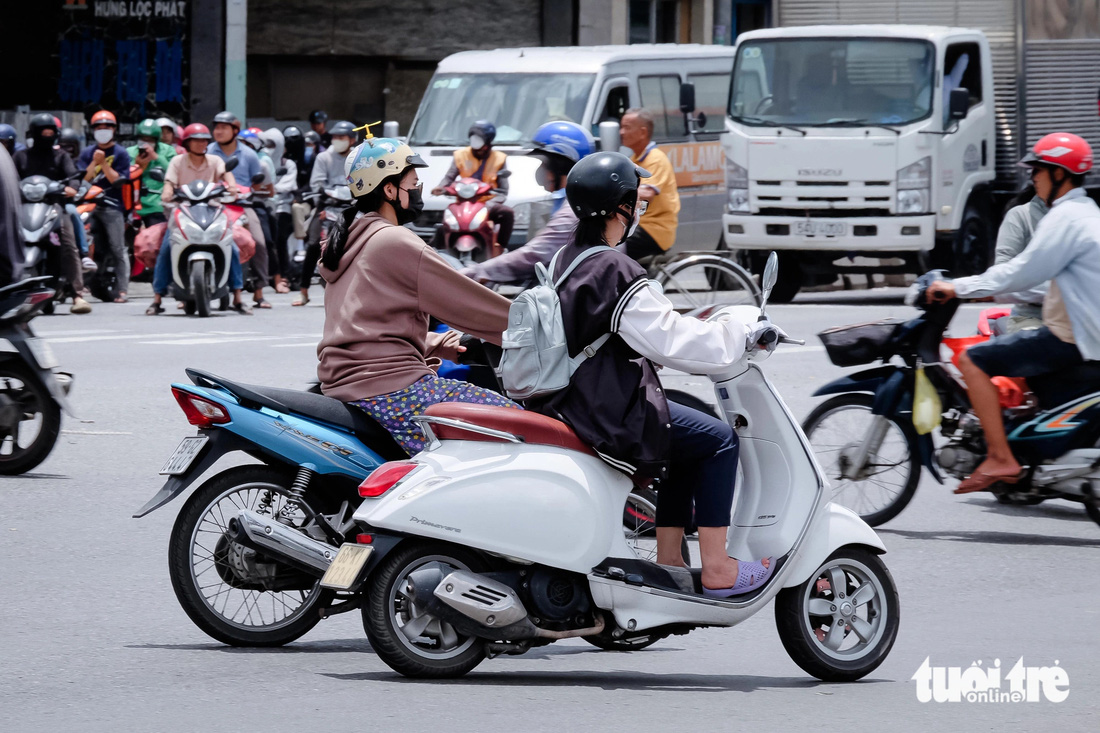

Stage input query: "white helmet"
[{"left": 345, "top": 137, "right": 427, "bottom": 197}]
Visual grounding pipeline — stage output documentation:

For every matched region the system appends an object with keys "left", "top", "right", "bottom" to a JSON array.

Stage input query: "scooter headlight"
[
  {"left": 455, "top": 181, "right": 478, "bottom": 200},
  {"left": 471, "top": 207, "right": 489, "bottom": 229},
  {"left": 178, "top": 213, "right": 227, "bottom": 243},
  {"left": 21, "top": 181, "right": 48, "bottom": 203},
  {"left": 442, "top": 208, "right": 459, "bottom": 230}
]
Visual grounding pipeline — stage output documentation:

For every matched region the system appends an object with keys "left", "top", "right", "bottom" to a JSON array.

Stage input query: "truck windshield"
[
  {"left": 729, "top": 38, "right": 935, "bottom": 127},
  {"left": 408, "top": 73, "right": 596, "bottom": 146}
]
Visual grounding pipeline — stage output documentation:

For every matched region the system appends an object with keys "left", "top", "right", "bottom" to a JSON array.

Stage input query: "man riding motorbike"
[
  {"left": 157, "top": 117, "right": 185, "bottom": 155},
  {"left": 926, "top": 132, "right": 1100, "bottom": 493},
  {"left": 317, "top": 136, "right": 518, "bottom": 452},
  {"left": 147, "top": 123, "right": 251, "bottom": 315},
  {"left": 293, "top": 119, "right": 356, "bottom": 306},
  {"left": 537, "top": 151, "right": 776, "bottom": 596},
  {"left": 309, "top": 109, "right": 331, "bottom": 150},
  {"left": 15, "top": 113, "right": 91, "bottom": 314},
  {"left": 462, "top": 120, "right": 593, "bottom": 285},
  {"left": 430, "top": 119, "right": 514, "bottom": 251},
  {"left": 127, "top": 118, "right": 176, "bottom": 228},
  {"left": 78, "top": 110, "right": 131, "bottom": 303}
]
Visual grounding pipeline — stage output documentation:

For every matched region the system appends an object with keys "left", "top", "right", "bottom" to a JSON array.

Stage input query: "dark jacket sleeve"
[{"left": 0, "top": 147, "right": 24, "bottom": 287}]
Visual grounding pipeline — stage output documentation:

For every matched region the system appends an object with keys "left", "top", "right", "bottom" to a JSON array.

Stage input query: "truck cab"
[
  {"left": 403, "top": 44, "right": 737, "bottom": 252},
  {"left": 722, "top": 25, "right": 996, "bottom": 300}
]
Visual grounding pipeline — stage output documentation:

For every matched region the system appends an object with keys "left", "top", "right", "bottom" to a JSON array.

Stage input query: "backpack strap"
[
  {"left": 568, "top": 332, "right": 613, "bottom": 370},
  {"left": 551, "top": 245, "right": 614, "bottom": 289}
]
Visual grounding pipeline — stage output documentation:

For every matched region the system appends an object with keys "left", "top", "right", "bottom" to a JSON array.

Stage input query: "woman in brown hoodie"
[{"left": 316, "top": 137, "right": 518, "bottom": 454}]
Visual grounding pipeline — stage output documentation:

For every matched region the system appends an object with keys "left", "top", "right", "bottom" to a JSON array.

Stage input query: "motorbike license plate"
[
  {"left": 320, "top": 544, "right": 374, "bottom": 591},
  {"left": 159, "top": 436, "right": 209, "bottom": 476},
  {"left": 795, "top": 220, "right": 846, "bottom": 237},
  {"left": 25, "top": 338, "right": 59, "bottom": 369}
]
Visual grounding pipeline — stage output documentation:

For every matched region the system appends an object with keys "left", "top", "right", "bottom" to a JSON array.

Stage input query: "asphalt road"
[{"left": 2, "top": 285, "right": 1097, "bottom": 732}]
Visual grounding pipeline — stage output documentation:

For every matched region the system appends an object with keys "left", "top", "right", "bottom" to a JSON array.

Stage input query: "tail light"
[
  {"left": 359, "top": 461, "right": 419, "bottom": 498},
  {"left": 171, "top": 387, "right": 231, "bottom": 427}
]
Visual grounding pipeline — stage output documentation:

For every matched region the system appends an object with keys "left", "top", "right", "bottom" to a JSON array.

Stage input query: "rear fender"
[
  {"left": 132, "top": 428, "right": 253, "bottom": 517},
  {"left": 812, "top": 365, "right": 898, "bottom": 397}
]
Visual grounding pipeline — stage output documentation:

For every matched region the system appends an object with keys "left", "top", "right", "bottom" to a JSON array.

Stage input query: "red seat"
[{"left": 422, "top": 403, "right": 595, "bottom": 457}]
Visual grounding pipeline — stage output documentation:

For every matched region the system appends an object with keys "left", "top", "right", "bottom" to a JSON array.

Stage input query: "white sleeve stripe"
[{"left": 610, "top": 278, "right": 650, "bottom": 333}]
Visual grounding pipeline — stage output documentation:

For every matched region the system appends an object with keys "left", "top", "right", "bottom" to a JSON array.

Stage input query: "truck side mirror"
[
  {"left": 679, "top": 82, "right": 696, "bottom": 114},
  {"left": 948, "top": 88, "right": 969, "bottom": 122},
  {"left": 598, "top": 120, "right": 621, "bottom": 153}
]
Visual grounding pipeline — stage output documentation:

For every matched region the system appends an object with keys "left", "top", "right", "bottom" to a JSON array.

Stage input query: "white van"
[{"left": 402, "top": 44, "right": 737, "bottom": 252}]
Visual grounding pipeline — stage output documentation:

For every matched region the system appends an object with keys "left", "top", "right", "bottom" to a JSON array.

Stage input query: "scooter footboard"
[{"left": 780, "top": 503, "right": 886, "bottom": 588}]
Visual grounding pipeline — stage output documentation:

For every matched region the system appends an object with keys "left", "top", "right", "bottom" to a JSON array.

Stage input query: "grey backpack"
[{"left": 496, "top": 245, "right": 614, "bottom": 401}]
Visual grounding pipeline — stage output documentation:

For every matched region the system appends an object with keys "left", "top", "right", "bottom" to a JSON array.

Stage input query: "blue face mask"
[{"left": 304, "top": 145, "right": 315, "bottom": 162}]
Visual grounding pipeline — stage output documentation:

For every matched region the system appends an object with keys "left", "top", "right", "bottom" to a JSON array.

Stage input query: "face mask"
[
  {"left": 469, "top": 134, "right": 485, "bottom": 150},
  {"left": 304, "top": 145, "right": 315, "bottom": 162},
  {"left": 331, "top": 138, "right": 350, "bottom": 154},
  {"left": 93, "top": 129, "right": 114, "bottom": 145},
  {"left": 390, "top": 185, "right": 424, "bottom": 226}
]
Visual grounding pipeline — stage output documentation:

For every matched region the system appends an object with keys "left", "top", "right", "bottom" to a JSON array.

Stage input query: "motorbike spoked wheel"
[
  {"left": 0, "top": 363, "right": 61, "bottom": 475},
  {"left": 775, "top": 546, "right": 900, "bottom": 682},
  {"left": 362, "top": 542, "right": 487, "bottom": 678},
  {"left": 190, "top": 260, "right": 211, "bottom": 317},
  {"left": 167, "top": 465, "right": 335, "bottom": 646},
  {"left": 802, "top": 394, "right": 920, "bottom": 526}
]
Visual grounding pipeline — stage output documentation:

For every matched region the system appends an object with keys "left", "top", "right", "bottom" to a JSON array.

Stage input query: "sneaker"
[
  {"left": 82, "top": 257, "right": 98, "bottom": 273},
  {"left": 70, "top": 296, "right": 92, "bottom": 315}
]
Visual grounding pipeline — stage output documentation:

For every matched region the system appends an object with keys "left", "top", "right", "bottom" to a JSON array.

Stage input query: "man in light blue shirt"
[
  {"left": 208, "top": 111, "right": 264, "bottom": 186},
  {"left": 926, "top": 132, "right": 1099, "bottom": 493}
]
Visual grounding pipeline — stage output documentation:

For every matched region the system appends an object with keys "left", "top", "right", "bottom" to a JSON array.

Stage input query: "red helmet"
[
  {"left": 181, "top": 123, "right": 213, "bottom": 143},
  {"left": 90, "top": 110, "right": 117, "bottom": 127},
  {"left": 1019, "top": 132, "right": 1094, "bottom": 174}
]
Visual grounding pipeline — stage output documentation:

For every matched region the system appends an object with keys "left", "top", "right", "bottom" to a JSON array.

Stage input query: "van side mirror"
[
  {"left": 679, "top": 82, "right": 696, "bottom": 114},
  {"left": 949, "top": 88, "right": 969, "bottom": 121},
  {"left": 598, "top": 120, "right": 621, "bottom": 153}
]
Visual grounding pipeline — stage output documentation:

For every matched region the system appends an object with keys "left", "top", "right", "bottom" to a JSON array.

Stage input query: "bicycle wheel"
[{"left": 654, "top": 256, "right": 760, "bottom": 313}]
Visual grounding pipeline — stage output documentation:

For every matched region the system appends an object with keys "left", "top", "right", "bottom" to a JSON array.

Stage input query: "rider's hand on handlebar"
[
  {"left": 434, "top": 330, "right": 467, "bottom": 361},
  {"left": 926, "top": 280, "right": 957, "bottom": 304},
  {"left": 746, "top": 321, "right": 786, "bottom": 351},
  {"left": 63, "top": 186, "right": 77, "bottom": 198}
]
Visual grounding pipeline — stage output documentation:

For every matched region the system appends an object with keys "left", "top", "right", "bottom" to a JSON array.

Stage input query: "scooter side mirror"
[
  {"left": 598, "top": 121, "right": 621, "bottom": 153},
  {"left": 224, "top": 157, "right": 239, "bottom": 173},
  {"left": 276, "top": 166, "right": 287, "bottom": 176},
  {"left": 146, "top": 168, "right": 165, "bottom": 183},
  {"left": 250, "top": 173, "right": 266, "bottom": 186},
  {"left": 497, "top": 169, "right": 511, "bottom": 179},
  {"left": 760, "top": 251, "right": 779, "bottom": 313}
]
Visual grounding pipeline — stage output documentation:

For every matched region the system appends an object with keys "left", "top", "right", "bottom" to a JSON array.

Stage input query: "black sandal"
[
  {"left": 232, "top": 302, "right": 253, "bottom": 315},
  {"left": 145, "top": 303, "right": 164, "bottom": 316}
]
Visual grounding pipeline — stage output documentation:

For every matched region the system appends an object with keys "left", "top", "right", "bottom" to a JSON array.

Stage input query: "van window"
[
  {"left": 687, "top": 73, "right": 730, "bottom": 134},
  {"left": 601, "top": 85, "right": 630, "bottom": 123},
  {"left": 638, "top": 75, "right": 684, "bottom": 140}
]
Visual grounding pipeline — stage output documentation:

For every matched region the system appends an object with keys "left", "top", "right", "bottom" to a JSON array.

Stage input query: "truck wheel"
[
  {"left": 769, "top": 254, "right": 803, "bottom": 303},
  {"left": 952, "top": 205, "right": 992, "bottom": 277}
]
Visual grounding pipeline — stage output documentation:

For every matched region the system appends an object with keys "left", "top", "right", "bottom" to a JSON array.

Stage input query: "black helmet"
[
  {"left": 566, "top": 151, "right": 650, "bottom": 219},
  {"left": 283, "top": 125, "right": 303, "bottom": 141},
  {"left": 329, "top": 120, "right": 356, "bottom": 137},
  {"left": 468, "top": 119, "right": 496, "bottom": 147},
  {"left": 29, "top": 113, "right": 59, "bottom": 149},
  {"left": 59, "top": 127, "right": 82, "bottom": 152},
  {"left": 212, "top": 110, "right": 240, "bottom": 131},
  {"left": 283, "top": 125, "right": 304, "bottom": 158},
  {"left": 309, "top": 110, "right": 328, "bottom": 124}
]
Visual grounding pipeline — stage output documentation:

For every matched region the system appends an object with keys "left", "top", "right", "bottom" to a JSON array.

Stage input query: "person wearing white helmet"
[{"left": 316, "top": 137, "right": 520, "bottom": 454}]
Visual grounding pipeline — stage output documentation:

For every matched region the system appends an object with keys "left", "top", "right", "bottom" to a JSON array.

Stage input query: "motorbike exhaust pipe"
[{"left": 228, "top": 509, "right": 336, "bottom": 577}]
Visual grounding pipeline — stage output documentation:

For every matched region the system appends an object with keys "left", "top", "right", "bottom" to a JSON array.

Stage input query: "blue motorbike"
[
  {"left": 802, "top": 272, "right": 1100, "bottom": 528},
  {"left": 134, "top": 368, "right": 406, "bottom": 646}
]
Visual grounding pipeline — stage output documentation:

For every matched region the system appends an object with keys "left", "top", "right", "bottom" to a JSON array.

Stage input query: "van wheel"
[{"left": 952, "top": 205, "right": 992, "bottom": 276}]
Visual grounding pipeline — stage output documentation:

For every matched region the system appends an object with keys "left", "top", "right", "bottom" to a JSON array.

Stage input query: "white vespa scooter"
[{"left": 230, "top": 254, "right": 899, "bottom": 680}]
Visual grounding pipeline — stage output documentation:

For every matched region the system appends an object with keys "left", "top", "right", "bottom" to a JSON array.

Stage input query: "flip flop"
[
  {"left": 145, "top": 304, "right": 164, "bottom": 316},
  {"left": 292, "top": 296, "right": 309, "bottom": 307},
  {"left": 113, "top": 295, "right": 128, "bottom": 304},
  {"left": 702, "top": 557, "right": 776, "bottom": 598},
  {"left": 954, "top": 469, "right": 1025, "bottom": 494},
  {"left": 253, "top": 298, "right": 273, "bottom": 309},
  {"left": 232, "top": 302, "right": 253, "bottom": 316},
  {"left": 275, "top": 280, "right": 290, "bottom": 294}
]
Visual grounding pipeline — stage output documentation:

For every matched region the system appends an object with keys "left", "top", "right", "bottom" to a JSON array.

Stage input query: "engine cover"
[{"left": 527, "top": 568, "right": 591, "bottom": 622}]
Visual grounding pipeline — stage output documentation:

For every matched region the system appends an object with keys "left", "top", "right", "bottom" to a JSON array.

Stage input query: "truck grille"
[{"left": 757, "top": 207, "right": 892, "bottom": 218}]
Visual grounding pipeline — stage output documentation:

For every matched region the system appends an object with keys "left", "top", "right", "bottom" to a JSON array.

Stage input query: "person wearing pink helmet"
[{"left": 927, "top": 132, "right": 1100, "bottom": 494}]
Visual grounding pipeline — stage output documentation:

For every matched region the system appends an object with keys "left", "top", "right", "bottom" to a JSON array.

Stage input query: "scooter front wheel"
[{"left": 775, "top": 546, "right": 899, "bottom": 682}]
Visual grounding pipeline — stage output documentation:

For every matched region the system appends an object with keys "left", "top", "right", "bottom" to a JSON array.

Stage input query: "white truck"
[
  {"left": 722, "top": 1, "right": 1100, "bottom": 300},
  {"left": 400, "top": 44, "right": 736, "bottom": 251}
]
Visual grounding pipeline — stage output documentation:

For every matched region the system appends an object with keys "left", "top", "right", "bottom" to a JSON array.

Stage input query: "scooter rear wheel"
[
  {"left": 775, "top": 546, "right": 899, "bottom": 682},
  {"left": 362, "top": 542, "right": 487, "bottom": 678},
  {"left": 0, "top": 362, "right": 62, "bottom": 475}
]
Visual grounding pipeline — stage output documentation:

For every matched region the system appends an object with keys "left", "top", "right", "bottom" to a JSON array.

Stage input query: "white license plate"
[
  {"left": 25, "top": 338, "right": 59, "bottom": 369},
  {"left": 159, "top": 436, "right": 209, "bottom": 476},
  {"left": 795, "top": 220, "right": 846, "bottom": 237},
  {"left": 320, "top": 544, "right": 374, "bottom": 591}
]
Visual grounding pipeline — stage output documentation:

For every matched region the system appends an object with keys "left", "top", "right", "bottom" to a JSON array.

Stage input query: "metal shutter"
[
  {"left": 1025, "top": 40, "right": 1100, "bottom": 185},
  {"left": 776, "top": 0, "right": 1020, "bottom": 187}
]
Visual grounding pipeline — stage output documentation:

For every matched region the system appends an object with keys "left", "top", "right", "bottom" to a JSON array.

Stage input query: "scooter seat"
[
  {"left": 1029, "top": 361, "right": 1100, "bottom": 407},
  {"left": 184, "top": 369, "right": 407, "bottom": 460},
  {"left": 423, "top": 403, "right": 596, "bottom": 457}
]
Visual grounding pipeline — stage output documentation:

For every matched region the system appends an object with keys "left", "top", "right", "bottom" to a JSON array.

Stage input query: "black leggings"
[
  {"left": 300, "top": 214, "right": 323, "bottom": 289},
  {"left": 656, "top": 402, "right": 739, "bottom": 528},
  {"left": 271, "top": 211, "right": 291, "bottom": 278}
]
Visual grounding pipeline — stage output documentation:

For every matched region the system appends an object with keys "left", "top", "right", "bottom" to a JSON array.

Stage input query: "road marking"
[
  {"left": 270, "top": 342, "right": 317, "bottom": 348},
  {"left": 61, "top": 430, "right": 134, "bottom": 436}
]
